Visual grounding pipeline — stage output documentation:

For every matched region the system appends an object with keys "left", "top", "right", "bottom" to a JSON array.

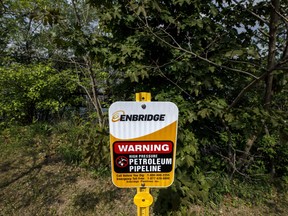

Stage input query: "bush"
[{"left": 53, "top": 118, "right": 110, "bottom": 169}]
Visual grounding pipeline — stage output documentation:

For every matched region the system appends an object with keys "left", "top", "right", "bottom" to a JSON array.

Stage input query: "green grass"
[{"left": 0, "top": 123, "right": 287, "bottom": 215}]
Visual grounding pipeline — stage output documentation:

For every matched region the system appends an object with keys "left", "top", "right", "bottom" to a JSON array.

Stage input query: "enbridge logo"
[
  {"left": 112, "top": 110, "right": 125, "bottom": 122},
  {"left": 111, "top": 110, "right": 166, "bottom": 122}
]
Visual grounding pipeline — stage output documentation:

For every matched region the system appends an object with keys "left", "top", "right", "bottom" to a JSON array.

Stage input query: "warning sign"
[
  {"left": 113, "top": 141, "right": 173, "bottom": 173},
  {"left": 109, "top": 102, "right": 178, "bottom": 188}
]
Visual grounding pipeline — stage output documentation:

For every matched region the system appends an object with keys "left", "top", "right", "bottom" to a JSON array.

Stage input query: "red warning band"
[{"left": 114, "top": 141, "right": 173, "bottom": 154}]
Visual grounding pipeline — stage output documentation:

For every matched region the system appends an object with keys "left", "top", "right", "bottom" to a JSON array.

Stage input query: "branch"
[
  {"left": 154, "top": 63, "right": 193, "bottom": 98},
  {"left": 204, "top": 32, "right": 228, "bottom": 53},
  {"left": 146, "top": 52, "right": 187, "bottom": 69},
  {"left": 145, "top": 21, "right": 260, "bottom": 79},
  {"left": 247, "top": 9, "right": 269, "bottom": 25},
  {"left": 76, "top": 78, "right": 98, "bottom": 110},
  {"left": 228, "top": 70, "right": 269, "bottom": 109},
  {"left": 258, "top": 28, "right": 270, "bottom": 38},
  {"left": 131, "top": 2, "right": 264, "bottom": 80},
  {"left": 0, "top": 0, "right": 8, "bottom": 13},
  {"left": 281, "top": 22, "right": 288, "bottom": 60},
  {"left": 232, "top": 0, "right": 269, "bottom": 25},
  {"left": 276, "top": 58, "right": 288, "bottom": 68},
  {"left": 254, "top": 33, "right": 269, "bottom": 44},
  {"left": 275, "top": 66, "right": 288, "bottom": 70},
  {"left": 71, "top": 0, "right": 82, "bottom": 25},
  {"left": 283, "top": 39, "right": 288, "bottom": 60},
  {"left": 227, "top": 59, "right": 262, "bottom": 68},
  {"left": 270, "top": 3, "right": 288, "bottom": 66},
  {"left": 132, "top": 6, "right": 263, "bottom": 80},
  {"left": 270, "top": 2, "right": 288, "bottom": 24},
  {"left": 216, "top": 152, "right": 250, "bottom": 179},
  {"left": 134, "top": 5, "right": 272, "bottom": 108}
]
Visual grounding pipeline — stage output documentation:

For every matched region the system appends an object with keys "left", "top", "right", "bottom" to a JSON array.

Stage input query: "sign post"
[{"left": 109, "top": 92, "right": 178, "bottom": 215}]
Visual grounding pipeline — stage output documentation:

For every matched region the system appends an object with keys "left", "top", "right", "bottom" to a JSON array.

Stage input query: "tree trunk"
[
  {"left": 264, "top": 0, "right": 279, "bottom": 110},
  {"left": 85, "top": 56, "right": 105, "bottom": 128},
  {"left": 238, "top": 0, "right": 280, "bottom": 174},
  {"left": 263, "top": 0, "right": 280, "bottom": 176},
  {"left": 89, "top": 71, "right": 104, "bottom": 127}
]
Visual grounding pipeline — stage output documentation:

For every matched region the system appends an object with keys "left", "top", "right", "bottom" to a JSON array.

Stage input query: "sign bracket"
[{"left": 135, "top": 92, "right": 151, "bottom": 102}]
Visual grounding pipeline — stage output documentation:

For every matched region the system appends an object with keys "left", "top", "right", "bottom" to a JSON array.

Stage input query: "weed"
[{"left": 57, "top": 144, "right": 83, "bottom": 165}]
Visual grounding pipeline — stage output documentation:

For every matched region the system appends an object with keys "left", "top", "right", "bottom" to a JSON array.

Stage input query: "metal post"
[
  {"left": 134, "top": 92, "right": 153, "bottom": 216},
  {"left": 134, "top": 186, "right": 153, "bottom": 216},
  {"left": 135, "top": 92, "right": 151, "bottom": 102}
]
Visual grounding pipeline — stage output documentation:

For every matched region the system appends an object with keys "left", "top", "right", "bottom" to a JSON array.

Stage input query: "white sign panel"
[{"left": 109, "top": 101, "right": 178, "bottom": 188}]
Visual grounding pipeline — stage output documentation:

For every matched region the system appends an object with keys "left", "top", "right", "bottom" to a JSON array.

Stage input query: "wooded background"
[{"left": 0, "top": 0, "right": 287, "bottom": 211}]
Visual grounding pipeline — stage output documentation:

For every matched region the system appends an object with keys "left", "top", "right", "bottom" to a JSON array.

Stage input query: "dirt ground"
[
  {"left": 0, "top": 152, "right": 135, "bottom": 215},
  {"left": 1, "top": 142, "right": 287, "bottom": 216}
]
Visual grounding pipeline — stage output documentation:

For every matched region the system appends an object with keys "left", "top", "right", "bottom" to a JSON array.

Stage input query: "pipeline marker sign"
[{"left": 109, "top": 102, "right": 178, "bottom": 188}]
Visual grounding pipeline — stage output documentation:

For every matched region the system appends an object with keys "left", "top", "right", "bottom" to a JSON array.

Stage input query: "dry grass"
[
  {"left": 0, "top": 139, "right": 136, "bottom": 216},
  {"left": 0, "top": 129, "right": 287, "bottom": 216}
]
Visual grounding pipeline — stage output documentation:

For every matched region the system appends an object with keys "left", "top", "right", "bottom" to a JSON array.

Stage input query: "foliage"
[
  {"left": 1, "top": 0, "right": 288, "bottom": 213},
  {"left": 0, "top": 63, "right": 80, "bottom": 124},
  {"left": 54, "top": 118, "right": 110, "bottom": 168},
  {"left": 89, "top": 0, "right": 288, "bottom": 209},
  {"left": 0, "top": 119, "right": 110, "bottom": 171}
]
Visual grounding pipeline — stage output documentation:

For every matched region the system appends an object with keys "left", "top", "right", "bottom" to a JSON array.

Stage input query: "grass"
[
  {"left": 0, "top": 146, "right": 136, "bottom": 215},
  {"left": 0, "top": 124, "right": 135, "bottom": 216},
  {"left": 0, "top": 123, "right": 287, "bottom": 215}
]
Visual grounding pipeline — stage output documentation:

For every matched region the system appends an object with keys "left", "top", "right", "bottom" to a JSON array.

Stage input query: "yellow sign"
[{"left": 109, "top": 102, "right": 178, "bottom": 188}]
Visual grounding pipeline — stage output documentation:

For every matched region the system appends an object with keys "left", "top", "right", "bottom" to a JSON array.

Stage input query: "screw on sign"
[{"left": 116, "top": 156, "right": 128, "bottom": 168}]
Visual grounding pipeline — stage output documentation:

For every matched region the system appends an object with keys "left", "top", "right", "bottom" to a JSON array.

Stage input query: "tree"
[
  {"left": 0, "top": 0, "right": 111, "bottom": 127},
  {"left": 40, "top": 0, "right": 109, "bottom": 127},
  {"left": 89, "top": 0, "right": 288, "bottom": 193},
  {"left": 0, "top": 63, "right": 79, "bottom": 124}
]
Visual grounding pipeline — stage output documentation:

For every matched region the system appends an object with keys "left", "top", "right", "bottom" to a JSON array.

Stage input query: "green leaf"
[
  {"left": 196, "top": 19, "right": 203, "bottom": 28},
  {"left": 152, "top": 0, "right": 161, "bottom": 12},
  {"left": 247, "top": 47, "right": 260, "bottom": 59},
  {"left": 136, "top": 6, "right": 146, "bottom": 17},
  {"left": 197, "top": 108, "right": 211, "bottom": 118},
  {"left": 208, "top": 66, "right": 215, "bottom": 73},
  {"left": 185, "top": 155, "right": 195, "bottom": 167},
  {"left": 210, "top": 6, "right": 218, "bottom": 17},
  {"left": 224, "top": 113, "right": 234, "bottom": 123},
  {"left": 225, "top": 50, "right": 244, "bottom": 57}
]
